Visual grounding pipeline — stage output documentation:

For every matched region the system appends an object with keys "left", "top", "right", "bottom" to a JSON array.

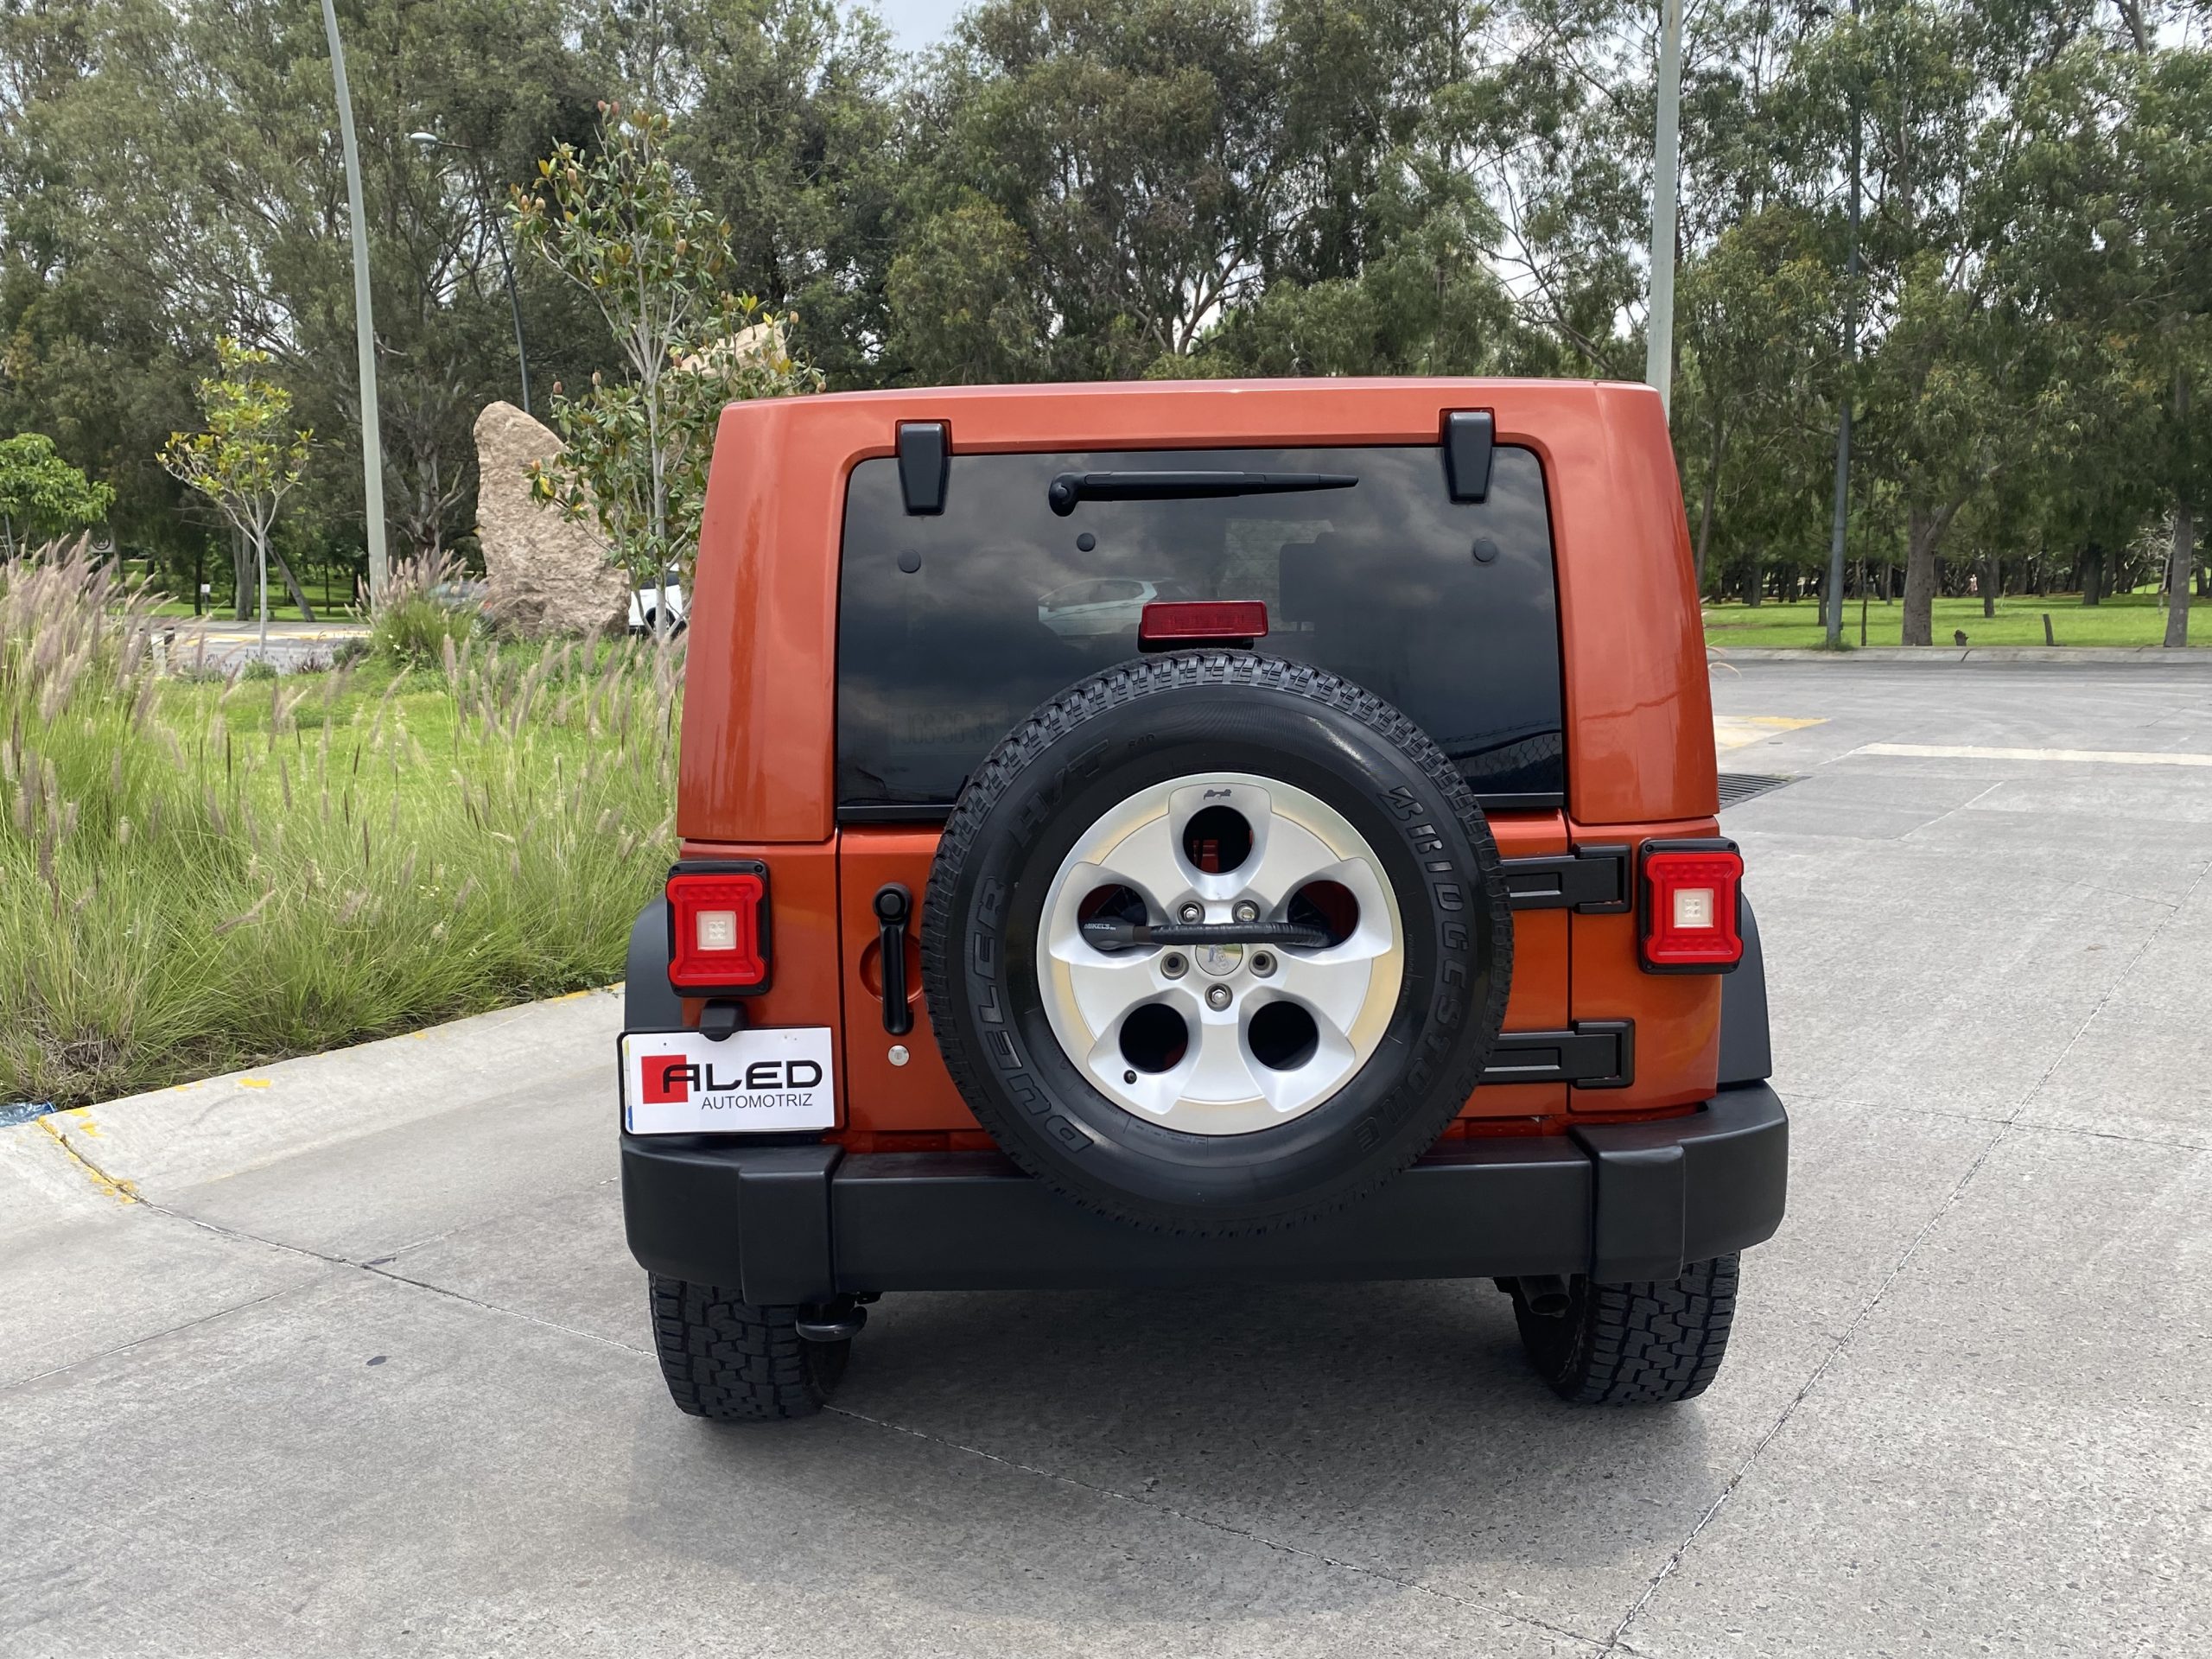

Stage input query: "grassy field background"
[
  {"left": 3, "top": 551, "right": 676, "bottom": 1110},
  {"left": 1701, "top": 591, "right": 2206, "bottom": 649}
]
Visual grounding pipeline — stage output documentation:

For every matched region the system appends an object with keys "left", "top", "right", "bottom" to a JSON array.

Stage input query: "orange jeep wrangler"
[{"left": 620, "top": 379, "right": 1786, "bottom": 1421}]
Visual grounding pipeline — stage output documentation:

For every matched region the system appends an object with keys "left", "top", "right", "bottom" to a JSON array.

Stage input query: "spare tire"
[{"left": 919, "top": 652, "right": 1512, "bottom": 1235}]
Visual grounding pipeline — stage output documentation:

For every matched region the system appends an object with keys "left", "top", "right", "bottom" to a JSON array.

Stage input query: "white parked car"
[{"left": 630, "top": 571, "right": 687, "bottom": 635}]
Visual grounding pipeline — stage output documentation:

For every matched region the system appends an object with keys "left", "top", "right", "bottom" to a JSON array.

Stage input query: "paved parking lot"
[
  {"left": 162, "top": 619, "right": 369, "bottom": 675},
  {"left": 3, "top": 658, "right": 2209, "bottom": 1656}
]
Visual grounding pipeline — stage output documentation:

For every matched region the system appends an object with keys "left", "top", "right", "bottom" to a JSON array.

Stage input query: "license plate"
[{"left": 619, "top": 1027, "right": 836, "bottom": 1135}]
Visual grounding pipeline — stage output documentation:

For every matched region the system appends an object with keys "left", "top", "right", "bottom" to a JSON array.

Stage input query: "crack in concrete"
[
  {"left": 1822, "top": 1095, "right": 2211, "bottom": 1155},
  {"left": 825, "top": 1400, "right": 1607, "bottom": 1653},
  {"left": 355, "top": 1260, "right": 652, "bottom": 1359},
  {"left": 135, "top": 1197, "right": 657, "bottom": 1362},
  {"left": 361, "top": 1173, "right": 623, "bottom": 1266},
  {"left": 36, "top": 1115, "right": 140, "bottom": 1206},
  {"left": 1, "top": 1287, "right": 299, "bottom": 1395},
  {"left": 1599, "top": 856, "right": 2212, "bottom": 1654}
]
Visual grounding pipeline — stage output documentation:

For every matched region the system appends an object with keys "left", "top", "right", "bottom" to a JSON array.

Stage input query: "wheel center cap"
[{"left": 1194, "top": 942, "right": 1243, "bottom": 977}]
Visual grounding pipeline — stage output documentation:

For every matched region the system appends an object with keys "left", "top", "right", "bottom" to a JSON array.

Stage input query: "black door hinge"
[
  {"left": 1498, "top": 845, "right": 1630, "bottom": 913},
  {"left": 1481, "top": 1021, "right": 1634, "bottom": 1090},
  {"left": 897, "top": 422, "right": 949, "bottom": 514}
]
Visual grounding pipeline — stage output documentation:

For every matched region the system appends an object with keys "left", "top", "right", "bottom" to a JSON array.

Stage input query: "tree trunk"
[
  {"left": 1901, "top": 505, "right": 1944, "bottom": 645},
  {"left": 1980, "top": 554, "right": 1998, "bottom": 618},
  {"left": 232, "top": 527, "right": 253, "bottom": 622},
  {"left": 270, "top": 549, "right": 317, "bottom": 622},
  {"left": 1743, "top": 559, "right": 1761, "bottom": 607},
  {"left": 1694, "top": 426, "right": 1722, "bottom": 593},
  {"left": 2082, "top": 544, "right": 2103, "bottom": 606},
  {"left": 2164, "top": 504, "right": 2196, "bottom": 648}
]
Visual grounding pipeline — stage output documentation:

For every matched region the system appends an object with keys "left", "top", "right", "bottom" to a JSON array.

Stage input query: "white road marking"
[
  {"left": 1714, "top": 715, "right": 1826, "bottom": 752},
  {"left": 1861, "top": 742, "right": 2212, "bottom": 768}
]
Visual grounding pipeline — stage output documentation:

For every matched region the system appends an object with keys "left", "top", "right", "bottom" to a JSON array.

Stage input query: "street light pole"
[
  {"left": 490, "top": 222, "right": 532, "bottom": 417},
  {"left": 1823, "top": 0, "right": 1861, "bottom": 647},
  {"left": 320, "top": 0, "right": 388, "bottom": 601},
  {"left": 1645, "top": 0, "right": 1684, "bottom": 421},
  {"left": 410, "top": 132, "right": 532, "bottom": 415}
]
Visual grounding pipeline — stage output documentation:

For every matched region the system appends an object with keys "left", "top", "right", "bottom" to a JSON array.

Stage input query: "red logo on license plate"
[{"left": 641, "top": 1055, "right": 692, "bottom": 1103}]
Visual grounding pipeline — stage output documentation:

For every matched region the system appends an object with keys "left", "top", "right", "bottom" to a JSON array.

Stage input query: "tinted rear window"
[{"left": 836, "top": 445, "right": 1563, "bottom": 811}]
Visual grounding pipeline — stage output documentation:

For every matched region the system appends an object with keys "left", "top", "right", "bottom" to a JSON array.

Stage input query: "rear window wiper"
[{"left": 1047, "top": 470, "right": 1357, "bottom": 517}]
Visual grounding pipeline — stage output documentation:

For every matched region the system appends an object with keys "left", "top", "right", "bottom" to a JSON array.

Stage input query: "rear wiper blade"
[{"left": 1048, "top": 470, "right": 1357, "bottom": 517}]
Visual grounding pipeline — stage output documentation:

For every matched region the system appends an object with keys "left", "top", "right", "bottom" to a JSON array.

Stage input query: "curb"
[
  {"left": 2, "top": 987, "right": 624, "bottom": 1224},
  {"left": 1711, "top": 646, "right": 2212, "bottom": 666}
]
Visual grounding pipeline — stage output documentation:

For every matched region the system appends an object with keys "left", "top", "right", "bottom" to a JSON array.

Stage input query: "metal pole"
[
  {"left": 493, "top": 222, "right": 532, "bottom": 416},
  {"left": 1645, "top": 0, "right": 1683, "bottom": 419},
  {"left": 1823, "top": 0, "right": 1860, "bottom": 646},
  {"left": 321, "top": 0, "right": 388, "bottom": 601}
]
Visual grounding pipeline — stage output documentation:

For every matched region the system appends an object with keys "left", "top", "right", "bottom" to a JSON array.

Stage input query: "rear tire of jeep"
[
  {"left": 1510, "top": 1255, "right": 1740, "bottom": 1406},
  {"left": 920, "top": 652, "right": 1513, "bottom": 1236},
  {"left": 647, "top": 1275, "right": 847, "bottom": 1421}
]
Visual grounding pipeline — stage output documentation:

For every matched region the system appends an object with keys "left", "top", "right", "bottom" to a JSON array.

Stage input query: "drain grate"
[{"left": 1718, "top": 772, "right": 1796, "bottom": 810}]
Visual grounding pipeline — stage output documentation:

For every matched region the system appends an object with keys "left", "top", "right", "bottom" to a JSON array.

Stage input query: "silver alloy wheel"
[{"left": 1036, "top": 772, "right": 1404, "bottom": 1135}]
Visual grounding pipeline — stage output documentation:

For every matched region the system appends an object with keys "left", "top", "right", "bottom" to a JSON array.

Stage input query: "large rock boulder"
[{"left": 474, "top": 401, "right": 631, "bottom": 637}]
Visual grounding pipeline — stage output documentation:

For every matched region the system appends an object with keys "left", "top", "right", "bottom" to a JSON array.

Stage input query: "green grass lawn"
[
  {"left": 3, "top": 555, "right": 680, "bottom": 1109},
  {"left": 1701, "top": 590, "right": 2208, "bottom": 649}
]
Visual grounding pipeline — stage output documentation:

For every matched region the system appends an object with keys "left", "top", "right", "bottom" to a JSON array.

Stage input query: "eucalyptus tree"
[
  {"left": 656, "top": 0, "right": 906, "bottom": 385},
  {"left": 2, "top": 0, "right": 601, "bottom": 571},
  {"left": 1671, "top": 208, "right": 1840, "bottom": 592},
  {"left": 899, "top": 0, "right": 1287, "bottom": 380}
]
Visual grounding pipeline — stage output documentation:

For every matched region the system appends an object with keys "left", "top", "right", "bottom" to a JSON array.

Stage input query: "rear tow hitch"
[
  {"left": 794, "top": 1298, "right": 868, "bottom": 1344},
  {"left": 1499, "top": 1274, "right": 1572, "bottom": 1318}
]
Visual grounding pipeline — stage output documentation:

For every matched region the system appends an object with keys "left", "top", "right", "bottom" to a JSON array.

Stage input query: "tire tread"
[
  {"left": 647, "top": 1274, "right": 846, "bottom": 1421},
  {"left": 1516, "top": 1255, "right": 1740, "bottom": 1406}
]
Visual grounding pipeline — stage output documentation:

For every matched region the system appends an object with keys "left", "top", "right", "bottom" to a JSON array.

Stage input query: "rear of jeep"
[{"left": 619, "top": 379, "right": 1786, "bottom": 1422}]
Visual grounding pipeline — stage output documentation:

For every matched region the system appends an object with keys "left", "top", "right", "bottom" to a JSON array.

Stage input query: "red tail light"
[
  {"left": 666, "top": 861, "right": 771, "bottom": 995},
  {"left": 1639, "top": 840, "right": 1743, "bottom": 972},
  {"left": 1139, "top": 600, "right": 1268, "bottom": 649}
]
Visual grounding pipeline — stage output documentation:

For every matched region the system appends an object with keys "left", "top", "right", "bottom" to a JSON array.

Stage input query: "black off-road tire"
[
  {"left": 1512, "top": 1255, "right": 1740, "bottom": 1405},
  {"left": 920, "top": 651, "right": 1513, "bottom": 1236},
  {"left": 648, "top": 1275, "right": 847, "bottom": 1421}
]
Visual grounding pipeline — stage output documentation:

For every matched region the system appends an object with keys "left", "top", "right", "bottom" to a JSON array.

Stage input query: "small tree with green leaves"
[
  {"left": 512, "top": 103, "right": 820, "bottom": 638},
  {"left": 0, "top": 433, "right": 114, "bottom": 557},
  {"left": 159, "top": 339, "right": 311, "bottom": 653}
]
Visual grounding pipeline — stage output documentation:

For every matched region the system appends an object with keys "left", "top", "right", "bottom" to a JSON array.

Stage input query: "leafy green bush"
[
  {"left": 2, "top": 541, "right": 680, "bottom": 1108},
  {"left": 366, "top": 551, "right": 479, "bottom": 666}
]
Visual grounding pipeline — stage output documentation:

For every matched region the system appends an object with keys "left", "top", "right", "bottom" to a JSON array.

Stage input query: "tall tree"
[{"left": 900, "top": 0, "right": 1285, "bottom": 380}]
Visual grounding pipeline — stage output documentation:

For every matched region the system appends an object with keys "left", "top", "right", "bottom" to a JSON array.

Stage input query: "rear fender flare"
[
  {"left": 626, "top": 899, "right": 683, "bottom": 1031},
  {"left": 1716, "top": 893, "right": 1771, "bottom": 1085}
]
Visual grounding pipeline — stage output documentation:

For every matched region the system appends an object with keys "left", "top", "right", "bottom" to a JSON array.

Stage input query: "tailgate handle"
[{"left": 873, "top": 884, "right": 914, "bottom": 1036}]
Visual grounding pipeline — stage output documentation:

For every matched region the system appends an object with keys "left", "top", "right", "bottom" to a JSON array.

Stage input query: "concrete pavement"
[
  {"left": 163, "top": 618, "right": 369, "bottom": 675},
  {"left": 3, "top": 659, "right": 2209, "bottom": 1656}
]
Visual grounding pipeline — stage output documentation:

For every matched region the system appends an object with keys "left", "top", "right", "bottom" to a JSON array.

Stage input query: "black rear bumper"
[{"left": 620, "top": 1083, "right": 1788, "bottom": 1302}]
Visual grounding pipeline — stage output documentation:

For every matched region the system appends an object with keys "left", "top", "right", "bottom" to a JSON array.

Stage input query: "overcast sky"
[{"left": 873, "top": 0, "right": 965, "bottom": 52}]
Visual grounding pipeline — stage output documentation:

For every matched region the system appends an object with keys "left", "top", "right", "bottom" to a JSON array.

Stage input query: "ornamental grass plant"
[
  {"left": 1, "top": 540, "right": 678, "bottom": 1109},
  {"left": 365, "top": 549, "right": 481, "bottom": 666}
]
